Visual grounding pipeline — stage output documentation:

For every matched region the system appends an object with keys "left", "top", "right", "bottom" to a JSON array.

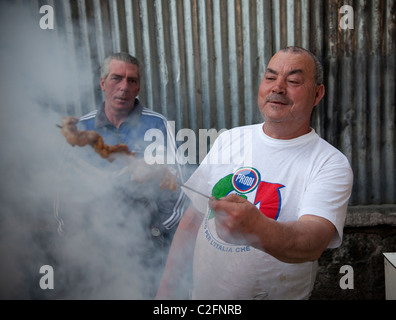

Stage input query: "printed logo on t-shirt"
[
  {"left": 203, "top": 167, "right": 284, "bottom": 253},
  {"left": 232, "top": 167, "right": 261, "bottom": 194}
]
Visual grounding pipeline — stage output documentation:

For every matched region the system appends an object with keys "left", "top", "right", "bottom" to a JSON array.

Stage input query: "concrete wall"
[{"left": 311, "top": 206, "right": 396, "bottom": 300}]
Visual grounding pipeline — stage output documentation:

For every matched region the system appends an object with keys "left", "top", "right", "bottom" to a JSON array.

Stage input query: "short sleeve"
[{"left": 298, "top": 153, "right": 353, "bottom": 248}]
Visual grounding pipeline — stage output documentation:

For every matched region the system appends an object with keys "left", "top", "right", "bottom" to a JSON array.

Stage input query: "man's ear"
[
  {"left": 313, "top": 84, "right": 325, "bottom": 107},
  {"left": 100, "top": 77, "right": 105, "bottom": 92}
]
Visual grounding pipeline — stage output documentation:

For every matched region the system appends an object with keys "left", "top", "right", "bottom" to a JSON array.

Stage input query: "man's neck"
[
  {"left": 262, "top": 122, "right": 311, "bottom": 140},
  {"left": 104, "top": 107, "right": 130, "bottom": 129}
]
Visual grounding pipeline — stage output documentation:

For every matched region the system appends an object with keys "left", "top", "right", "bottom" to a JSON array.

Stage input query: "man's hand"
[{"left": 209, "top": 194, "right": 262, "bottom": 246}]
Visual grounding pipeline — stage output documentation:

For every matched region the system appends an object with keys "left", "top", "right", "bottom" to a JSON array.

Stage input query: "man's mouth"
[
  {"left": 265, "top": 94, "right": 291, "bottom": 106},
  {"left": 268, "top": 100, "right": 288, "bottom": 105},
  {"left": 115, "top": 96, "right": 129, "bottom": 102}
]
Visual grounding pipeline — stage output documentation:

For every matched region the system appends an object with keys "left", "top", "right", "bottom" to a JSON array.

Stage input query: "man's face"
[
  {"left": 258, "top": 51, "right": 324, "bottom": 132},
  {"left": 100, "top": 60, "right": 140, "bottom": 113}
]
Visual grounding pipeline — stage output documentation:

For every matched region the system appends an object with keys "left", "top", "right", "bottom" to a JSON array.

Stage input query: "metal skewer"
[{"left": 181, "top": 184, "right": 211, "bottom": 200}]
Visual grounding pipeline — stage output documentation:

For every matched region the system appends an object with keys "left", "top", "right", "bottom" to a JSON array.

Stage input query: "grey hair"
[
  {"left": 100, "top": 52, "right": 141, "bottom": 80},
  {"left": 280, "top": 46, "right": 323, "bottom": 85}
]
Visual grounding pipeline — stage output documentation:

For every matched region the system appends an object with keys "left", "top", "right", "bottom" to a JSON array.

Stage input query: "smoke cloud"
[{"left": 0, "top": 2, "right": 184, "bottom": 299}]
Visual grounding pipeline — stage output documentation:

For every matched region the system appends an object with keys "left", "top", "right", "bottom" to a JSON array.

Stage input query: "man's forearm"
[{"left": 251, "top": 214, "right": 336, "bottom": 263}]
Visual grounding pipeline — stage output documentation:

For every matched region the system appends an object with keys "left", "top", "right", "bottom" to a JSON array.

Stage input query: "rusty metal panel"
[{"left": 26, "top": 0, "right": 396, "bottom": 205}]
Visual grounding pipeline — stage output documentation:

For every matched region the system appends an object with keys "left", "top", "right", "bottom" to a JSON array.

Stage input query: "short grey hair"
[
  {"left": 101, "top": 52, "right": 141, "bottom": 80},
  {"left": 280, "top": 46, "right": 323, "bottom": 85}
]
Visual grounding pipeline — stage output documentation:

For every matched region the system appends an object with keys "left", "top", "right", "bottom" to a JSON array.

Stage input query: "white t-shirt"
[{"left": 183, "top": 123, "right": 353, "bottom": 300}]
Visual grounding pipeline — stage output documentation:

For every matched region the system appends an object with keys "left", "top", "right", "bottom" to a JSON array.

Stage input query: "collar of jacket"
[{"left": 94, "top": 98, "right": 143, "bottom": 129}]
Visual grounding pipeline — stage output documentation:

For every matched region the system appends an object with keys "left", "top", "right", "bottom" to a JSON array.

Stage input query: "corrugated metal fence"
[{"left": 34, "top": 0, "right": 395, "bottom": 206}]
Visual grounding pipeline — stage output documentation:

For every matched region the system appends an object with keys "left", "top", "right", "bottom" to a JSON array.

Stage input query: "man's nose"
[
  {"left": 272, "top": 79, "right": 286, "bottom": 95},
  {"left": 119, "top": 78, "right": 129, "bottom": 90}
]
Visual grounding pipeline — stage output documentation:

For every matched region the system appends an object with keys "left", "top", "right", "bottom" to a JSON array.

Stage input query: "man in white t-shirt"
[{"left": 156, "top": 46, "right": 353, "bottom": 300}]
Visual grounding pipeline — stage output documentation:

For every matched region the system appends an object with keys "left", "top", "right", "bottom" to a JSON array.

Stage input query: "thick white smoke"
[{"left": 0, "top": 2, "right": 182, "bottom": 299}]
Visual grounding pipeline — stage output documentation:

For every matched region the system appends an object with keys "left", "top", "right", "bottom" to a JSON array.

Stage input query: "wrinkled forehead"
[{"left": 267, "top": 51, "right": 315, "bottom": 78}]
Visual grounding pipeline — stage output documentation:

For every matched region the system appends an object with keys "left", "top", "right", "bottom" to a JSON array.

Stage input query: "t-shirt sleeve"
[{"left": 298, "top": 153, "right": 353, "bottom": 248}]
